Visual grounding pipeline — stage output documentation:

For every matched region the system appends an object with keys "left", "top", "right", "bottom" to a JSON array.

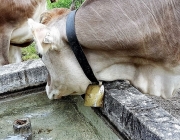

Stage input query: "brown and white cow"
[
  {"left": 28, "top": 0, "right": 180, "bottom": 99},
  {"left": 0, "top": 0, "right": 55, "bottom": 66}
]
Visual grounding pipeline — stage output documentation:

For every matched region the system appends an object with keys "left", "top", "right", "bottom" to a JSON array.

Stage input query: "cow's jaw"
[
  {"left": 45, "top": 78, "right": 88, "bottom": 99},
  {"left": 46, "top": 85, "right": 65, "bottom": 99},
  {"left": 45, "top": 75, "right": 69, "bottom": 99},
  {"left": 42, "top": 45, "right": 91, "bottom": 99}
]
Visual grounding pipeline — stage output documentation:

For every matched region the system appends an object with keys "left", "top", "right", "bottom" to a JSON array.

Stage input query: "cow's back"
[{"left": 76, "top": 0, "right": 180, "bottom": 66}]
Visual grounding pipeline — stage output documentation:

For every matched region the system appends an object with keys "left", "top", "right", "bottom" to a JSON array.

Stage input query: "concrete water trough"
[{"left": 0, "top": 59, "right": 180, "bottom": 140}]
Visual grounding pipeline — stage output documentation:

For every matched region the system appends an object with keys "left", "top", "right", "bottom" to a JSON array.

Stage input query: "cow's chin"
[
  {"left": 45, "top": 84, "right": 73, "bottom": 100},
  {"left": 46, "top": 85, "right": 61, "bottom": 99}
]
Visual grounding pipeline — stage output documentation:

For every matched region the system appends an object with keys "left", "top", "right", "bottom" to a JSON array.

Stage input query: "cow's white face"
[{"left": 28, "top": 18, "right": 90, "bottom": 99}]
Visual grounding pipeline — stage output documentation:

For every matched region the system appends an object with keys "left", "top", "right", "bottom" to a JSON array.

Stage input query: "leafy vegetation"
[
  {"left": 22, "top": 0, "right": 84, "bottom": 61},
  {"left": 47, "top": 0, "right": 72, "bottom": 9},
  {"left": 21, "top": 43, "right": 39, "bottom": 61},
  {"left": 47, "top": 0, "right": 84, "bottom": 9}
]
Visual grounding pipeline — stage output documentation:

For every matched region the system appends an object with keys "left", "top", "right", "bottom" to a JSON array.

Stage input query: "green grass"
[
  {"left": 22, "top": 0, "right": 84, "bottom": 61},
  {"left": 21, "top": 43, "right": 39, "bottom": 61},
  {"left": 47, "top": 0, "right": 72, "bottom": 9},
  {"left": 47, "top": 0, "right": 84, "bottom": 9}
]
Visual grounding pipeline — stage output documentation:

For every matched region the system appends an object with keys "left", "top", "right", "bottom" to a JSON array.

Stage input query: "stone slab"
[
  {"left": 99, "top": 80, "right": 180, "bottom": 140},
  {"left": 1, "top": 60, "right": 180, "bottom": 140},
  {"left": 147, "top": 93, "right": 180, "bottom": 122},
  {"left": 0, "top": 59, "right": 48, "bottom": 94}
]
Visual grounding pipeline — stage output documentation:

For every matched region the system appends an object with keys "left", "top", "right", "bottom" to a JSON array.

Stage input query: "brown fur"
[
  {"left": 40, "top": 8, "right": 70, "bottom": 25},
  {"left": 0, "top": 0, "right": 42, "bottom": 26},
  {"left": 0, "top": 0, "right": 46, "bottom": 65},
  {"left": 76, "top": 0, "right": 180, "bottom": 67}
]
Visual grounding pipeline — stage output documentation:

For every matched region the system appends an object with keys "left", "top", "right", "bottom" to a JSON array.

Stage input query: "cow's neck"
[{"left": 66, "top": 10, "right": 99, "bottom": 84}]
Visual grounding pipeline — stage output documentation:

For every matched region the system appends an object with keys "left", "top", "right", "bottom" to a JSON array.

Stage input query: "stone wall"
[{"left": 0, "top": 59, "right": 180, "bottom": 140}]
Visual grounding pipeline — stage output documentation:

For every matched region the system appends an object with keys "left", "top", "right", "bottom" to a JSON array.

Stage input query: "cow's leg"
[
  {"left": 8, "top": 45, "right": 22, "bottom": 63},
  {"left": 0, "top": 33, "right": 11, "bottom": 66}
]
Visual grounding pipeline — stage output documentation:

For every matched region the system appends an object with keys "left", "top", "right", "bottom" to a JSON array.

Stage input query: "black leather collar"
[{"left": 66, "top": 10, "right": 99, "bottom": 85}]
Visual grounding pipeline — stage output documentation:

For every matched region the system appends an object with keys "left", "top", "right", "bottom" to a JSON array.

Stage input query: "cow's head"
[{"left": 28, "top": 8, "right": 90, "bottom": 99}]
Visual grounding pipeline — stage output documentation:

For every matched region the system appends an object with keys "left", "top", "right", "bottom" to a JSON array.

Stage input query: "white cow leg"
[{"left": 9, "top": 45, "right": 22, "bottom": 64}]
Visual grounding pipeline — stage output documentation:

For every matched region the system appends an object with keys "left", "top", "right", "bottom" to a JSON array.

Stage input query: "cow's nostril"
[
  {"left": 38, "top": 53, "right": 42, "bottom": 58},
  {"left": 53, "top": 94, "right": 55, "bottom": 99},
  {"left": 50, "top": 0, "right": 56, "bottom": 3}
]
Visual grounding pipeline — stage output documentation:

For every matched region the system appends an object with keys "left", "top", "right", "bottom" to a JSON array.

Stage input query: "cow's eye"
[{"left": 38, "top": 53, "right": 42, "bottom": 58}]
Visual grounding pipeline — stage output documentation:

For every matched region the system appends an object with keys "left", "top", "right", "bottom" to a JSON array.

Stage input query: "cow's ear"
[
  {"left": 28, "top": 18, "right": 47, "bottom": 33},
  {"left": 28, "top": 18, "right": 52, "bottom": 54},
  {"left": 43, "top": 32, "right": 53, "bottom": 44}
]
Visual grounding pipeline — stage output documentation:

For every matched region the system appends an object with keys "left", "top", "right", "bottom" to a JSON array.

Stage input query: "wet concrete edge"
[
  {"left": 1, "top": 60, "right": 180, "bottom": 140},
  {"left": 98, "top": 80, "right": 180, "bottom": 140},
  {"left": 0, "top": 59, "right": 48, "bottom": 94}
]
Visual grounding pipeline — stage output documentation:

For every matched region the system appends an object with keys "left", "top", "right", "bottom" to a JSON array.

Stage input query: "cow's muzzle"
[
  {"left": 46, "top": 74, "right": 63, "bottom": 99},
  {"left": 46, "top": 85, "right": 62, "bottom": 100}
]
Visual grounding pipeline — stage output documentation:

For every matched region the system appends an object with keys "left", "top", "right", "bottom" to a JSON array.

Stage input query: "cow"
[
  {"left": 28, "top": 0, "right": 180, "bottom": 99},
  {"left": 0, "top": 0, "right": 56, "bottom": 66}
]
